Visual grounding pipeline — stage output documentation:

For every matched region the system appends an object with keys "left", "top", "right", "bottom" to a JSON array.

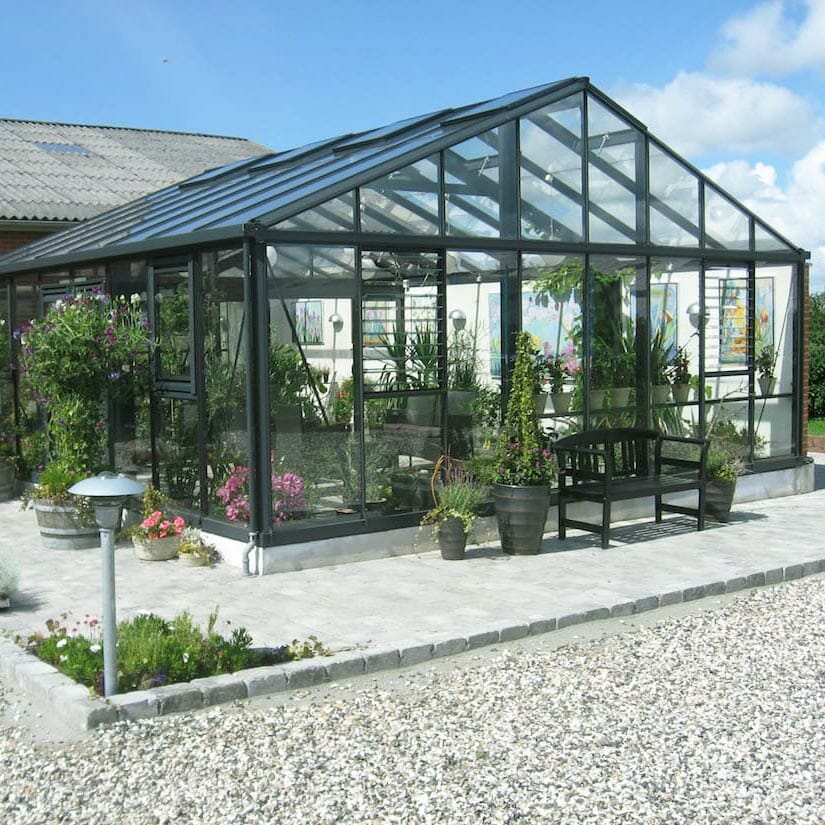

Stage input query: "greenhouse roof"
[{"left": 0, "top": 77, "right": 806, "bottom": 274}]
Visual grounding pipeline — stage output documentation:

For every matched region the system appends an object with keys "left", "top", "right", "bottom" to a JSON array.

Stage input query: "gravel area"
[{"left": 2, "top": 577, "right": 824, "bottom": 824}]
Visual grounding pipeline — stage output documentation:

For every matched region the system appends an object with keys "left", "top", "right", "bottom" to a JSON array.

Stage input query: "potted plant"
[
  {"left": 650, "top": 330, "right": 671, "bottom": 404},
  {"left": 589, "top": 348, "right": 613, "bottom": 410},
  {"left": 0, "top": 551, "right": 19, "bottom": 609},
  {"left": 447, "top": 329, "right": 480, "bottom": 416},
  {"left": 544, "top": 354, "right": 574, "bottom": 413},
  {"left": 177, "top": 526, "right": 221, "bottom": 567},
  {"left": 705, "top": 449, "right": 744, "bottom": 522},
  {"left": 493, "top": 331, "right": 556, "bottom": 554},
  {"left": 21, "top": 461, "right": 99, "bottom": 550},
  {"left": 16, "top": 291, "right": 151, "bottom": 543},
  {"left": 216, "top": 460, "right": 310, "bottom": 525},
  {"left": 756, "top": 345, "right": 776, "bottom": 396},
  {"left": 421, "top": 470, "right": 487, "bottom": 560},
  {"left": 668, "top": 346, "right": 692, "bottom": 404},
  {"left": 130, "top": 484, "right": 185, "bottom": 561}
]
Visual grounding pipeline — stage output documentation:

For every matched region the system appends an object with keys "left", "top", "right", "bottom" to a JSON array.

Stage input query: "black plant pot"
[
  {"left": 706, "top": 478, "right": 736, "bottom": 522},
  {"left": 438, "top": 516, "right": 467, "bottom": 560},
  {"left": 493, "top": 483, "right": 551, "bottom": 555}
]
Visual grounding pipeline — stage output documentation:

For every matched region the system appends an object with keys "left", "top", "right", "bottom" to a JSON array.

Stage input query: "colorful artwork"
[
  {"left": 650, "top": 283, "right": 678, "bottom": 360},
  {"left": 362, "top": 301, "right": 392, "bottom": 345},
  {"left": 488, "top": 290, "right": 581, "bottom": 376},
  {"left": 294, "top": 301, "right": 323, "bottom": 345},
  {"left": 719, "top": 278, "right": 774, "bottom": 364}
]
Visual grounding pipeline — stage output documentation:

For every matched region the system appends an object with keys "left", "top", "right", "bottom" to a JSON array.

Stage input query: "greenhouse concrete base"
[{"left": 211, "top": 459, "right": 815, "bottom": 575}]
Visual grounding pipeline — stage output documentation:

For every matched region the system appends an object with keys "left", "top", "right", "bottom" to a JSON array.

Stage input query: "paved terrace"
[{"left": 2, "top": 459, "right": 824, "bottom": 658}]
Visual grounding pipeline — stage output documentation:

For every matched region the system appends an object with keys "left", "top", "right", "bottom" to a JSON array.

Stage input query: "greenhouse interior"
[{"left": 0, "top": 77, "right": 811, "bottom": 565}]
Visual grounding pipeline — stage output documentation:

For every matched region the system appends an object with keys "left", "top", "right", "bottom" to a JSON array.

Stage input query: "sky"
[{"left": 3, "top": 0, "right": 825, "bottom": 290}]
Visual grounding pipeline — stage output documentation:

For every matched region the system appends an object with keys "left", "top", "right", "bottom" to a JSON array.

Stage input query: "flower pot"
[
  {"left": 590, "top": 389, "right": 606, "bottom": 409},
  {"left": 0, "top": 460, "right": 15, "bottom": 502},
  {"left": 550, "top": 391, "right": 572, "bottom": 414},
  {"left": 611, "top": 387, "right": 631, "bottom": 408},
  {"left": 672, "top": 383, "right": 691, "bottom": 404},
  {"left": 533, "top": 392, "right": 548, "bottom": 418},
  {"left": 178, "top": 552, "right": 207, "bottom": 567},
  {"left": 438, "top": 516, "right": 467, "bottom": 560},
  {"left": 706, "top": 478, "right": 736, "bottom": 522},
  {"left": 493, "top": 483, "right": 550, "bottom": 555},
  {"left": 34, "top": 500, "right": 99, "bottom": 550},
  {"left": 132, "top": 535, "right": 179, "bottom": 561},
  {"left": 758, "top": 376, "right": 776, "bottom": 396},
  {"left": 652, "top": 384, "right": 671, "bottom": 405}
]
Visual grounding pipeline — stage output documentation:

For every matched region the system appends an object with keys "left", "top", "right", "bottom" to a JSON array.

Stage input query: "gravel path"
[{"left": 2, "top": 577, "right": 824, "bottom": 824}]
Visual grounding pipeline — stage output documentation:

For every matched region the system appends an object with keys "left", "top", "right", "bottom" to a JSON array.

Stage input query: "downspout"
[{"left": 242, "top": 532, "right": 257, "bottom": 577}]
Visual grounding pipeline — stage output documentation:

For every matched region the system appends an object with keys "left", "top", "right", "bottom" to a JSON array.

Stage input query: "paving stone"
[
  {"left": 363, "top": 648, "right": 401, "bottom": 674},
  {"left": 432, "top": 638, "right": 468, "bottom": 659},
  {"left": 467, "top": 630, "right": 500, "bottom": 649},
  {"left": 112, "top": 689, "right": 160, "bottom": 721},
  {"left": 659, "top": 590, "right": 683, "bottom": 607},
  {"left": 324, "top": 654, "right": 367, "bottom": 680},
  {"left": 557, "top": 612, "right": 587, "bottom": 629},
  {"left": 398, "top": 643, "right": 433, "bottom": 668},
  {"left": 527, "top": 619, "right": 556, "bottom": 636},
  {"left": 765, "top": 568, "right": 784, "bottom": 585},
  {"left": 499, "top": 624, "right": 529, "bottom": 643},
  {"left": 152, "top": 684, "right": 205, "bottom": 715},
  {"left": 745, "top": 572, "right": 767, "bottom": 588},
  {"left": 725, "top": 577, "right": 748, "bottom": 593},
  {"left": 633, "top": 596, "right": 659, "bottom": 614},
  {"left": 784, "top": 564, "right": 804, "bottom": 581},
  {"left": 610, "top": 602, "right": 635, "bottom": 618},
  {"left": 682, "top": 585, "right": 707, "bottom": 602},
  {"left": 236, "top": 666, "right": 288, "bottom": 697},
  {"left": 191, "top": 674, "right": 247, "bottom": 706},
  {"left": 284, "top": 661, "right": 327, "bottom": 689}
]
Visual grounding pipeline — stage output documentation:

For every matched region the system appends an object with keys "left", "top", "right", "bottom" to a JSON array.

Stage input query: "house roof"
[
  {"left": 0, "top": 118, "right": 271, "bottom": 222},
  {"left": 0, "top": 78, "right": 807, "bottom": 273}
]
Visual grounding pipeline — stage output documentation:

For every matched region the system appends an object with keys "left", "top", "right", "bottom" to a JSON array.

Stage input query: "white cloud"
[
  {"left": 614, "top": 71, "right": 821, "bottom": 158},
  {"left": 710, "top": 0, "right": 825, "bottom": 76}
]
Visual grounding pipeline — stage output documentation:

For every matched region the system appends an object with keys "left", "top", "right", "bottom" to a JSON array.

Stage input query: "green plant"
[
  {"left": 756, "top": 345, "right": 776, "bottom": 381},
  {"left": 536, "top": 352, "right": 570, "bottom": 394},
  {"left": 668, "top": 346, "right": 691, "bottom": 385},
  {"left": 20, "top": 461, "right": 94, "bottom": 522},
  {"left": 177, "top": 526, "right": 221, "bottom": 566},
  {"left": 590, "top": 346, "right": 614, "bottom": 389},
  {"left": 332, "top": 378, "right": 354, "bottom": 425},
  {"left": 421, "top": 468, "right": 487, "bottom": 538},
  {"left": 409, "top": 325, "right": 439, "bottom": 389},
  {"left": 494, "top": 332, "right": 556, "bottom": 486},
  {"left": 447, "top": 330, "right": 480, "bottom": 391},
  {"left": 707, "top": 449, "right": 743, "bottom": 481},
  {"left": 650, "top": 329, "right": 671, "bottom": 384},
  {"left": 18, "top": 609, "right": 329, "bottom": 695},
  {"left": 16, "top": 291, "right": 151, "bottom": 472},
  {"left": 0, "top": 552, "right": 19, "bottom": 599}
]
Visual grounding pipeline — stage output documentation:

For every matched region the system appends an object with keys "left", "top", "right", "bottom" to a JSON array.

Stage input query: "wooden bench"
[{"left": 554, "top": 427, "right": 709, "bottom": 549}]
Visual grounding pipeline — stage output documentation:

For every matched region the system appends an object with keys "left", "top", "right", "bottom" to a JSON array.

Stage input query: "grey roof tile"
[{"left": 0, "top": 119, "right": 270, "bottom": 221}]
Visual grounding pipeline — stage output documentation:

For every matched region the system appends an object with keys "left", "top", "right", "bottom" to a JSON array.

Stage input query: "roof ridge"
[{"left": 0, "top": 116, "right": 259, "bottom": 143}]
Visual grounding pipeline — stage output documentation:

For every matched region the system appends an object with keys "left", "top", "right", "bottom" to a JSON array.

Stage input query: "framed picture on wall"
[
  {"left": 294, "top": 300, "right": 323, "bottom": 345},
  {"left": 719, "top": 278, "right": 774, "bottom": 364},
  {"left": 650, "top": 283, "right": 678, "bottom": 360}
]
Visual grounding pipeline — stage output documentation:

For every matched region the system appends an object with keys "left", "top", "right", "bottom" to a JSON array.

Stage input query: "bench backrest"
[{"left": 554, "top": 428, "right": 660, "bottom": 480}]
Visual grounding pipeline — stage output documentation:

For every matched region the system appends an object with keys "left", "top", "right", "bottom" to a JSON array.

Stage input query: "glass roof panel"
[
  {"left": 705, "top": 186, "right": 751, "bottom": 250},
  {"left": 754, "top": 221, "right": 796, "bottom": 253},
  {"left": 272, "top": 191, "right": 355, "bottom": 232},
  {"left": 587, "top": 96, "right": 643, "bottom": 244},
  {"left": 445, "top": 128, "right": 502, "bottom": 237},
  {"left": 648, "top": 142, "right": 700, "bottom": 247},
  {"left": 360, "top": 155, "right": 439, "bottom": 235},
  {"left": 520, "top": 93, "right": 584, "bottom": 242}
]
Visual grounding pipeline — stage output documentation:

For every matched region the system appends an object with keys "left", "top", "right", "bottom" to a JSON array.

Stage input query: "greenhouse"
[{"left": 0, "top": 77, "right": 811, "bottom": 567}]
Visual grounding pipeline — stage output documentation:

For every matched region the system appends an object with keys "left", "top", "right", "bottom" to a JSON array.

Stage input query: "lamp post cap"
[{"left": 68, "top": 472, "right": 145, "bottom": 499}]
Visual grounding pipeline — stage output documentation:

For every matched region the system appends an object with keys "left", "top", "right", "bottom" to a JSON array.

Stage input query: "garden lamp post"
[{"left": 68, "top": 472, "right": 145, "bottom": 697}]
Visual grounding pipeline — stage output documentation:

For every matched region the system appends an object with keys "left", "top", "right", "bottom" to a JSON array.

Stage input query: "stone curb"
[{"left": 2, "top": 559, "right": 824, "bottom": 731}]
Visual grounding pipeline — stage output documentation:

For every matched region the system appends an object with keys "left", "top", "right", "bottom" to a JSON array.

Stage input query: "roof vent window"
[{"left": 34, "top": 141, "right": 93, "bottom": 156}]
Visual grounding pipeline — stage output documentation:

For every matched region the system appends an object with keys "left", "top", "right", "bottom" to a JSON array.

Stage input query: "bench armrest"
[{"left": 656, "top": 435, "right": 709, "bottom": 477}]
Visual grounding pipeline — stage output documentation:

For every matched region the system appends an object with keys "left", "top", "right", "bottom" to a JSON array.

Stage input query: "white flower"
[
  {"left": 56, "top": 638, "right": 67, "bottom": 648},
  {"left": 90, "top": 644, "right": 101, "bottom": 653},
  {"left": 59, "top": 655, "right": 67, "bottom": 663},
  {"left": 182, "top": 652, "right": 189, "bottom": 663},
  {"left": 54, "top": 300, "right": 63, "bottom": 310},
  {"left": 130, "top": 293, "right": 141, "bottom": 306}
]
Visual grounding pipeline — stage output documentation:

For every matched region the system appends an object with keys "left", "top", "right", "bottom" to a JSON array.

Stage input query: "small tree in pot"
[{"left": 493, "top": 331, "right": 556, "bottom": 554}]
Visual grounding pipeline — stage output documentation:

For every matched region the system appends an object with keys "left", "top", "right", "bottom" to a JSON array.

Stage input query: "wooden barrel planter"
[
  {"left": 438, "top": 516, "right": 467, "bottom": 560},
  {"left": 34, "top": 501, "right": 99, "bottom": 550}
]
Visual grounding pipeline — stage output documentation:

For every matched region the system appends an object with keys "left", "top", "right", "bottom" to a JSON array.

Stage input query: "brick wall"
[{"left": 0, "top": 229, "right": 50, "bottom": 255}]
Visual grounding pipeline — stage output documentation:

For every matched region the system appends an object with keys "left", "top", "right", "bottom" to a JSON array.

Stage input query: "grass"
[{"left": 809, "top": 418, "right": 825, "bottom": 436}]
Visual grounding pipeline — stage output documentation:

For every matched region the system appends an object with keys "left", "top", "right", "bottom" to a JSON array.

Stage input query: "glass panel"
[
  {"left": 0, "top": 286, "right": 13, "bottom": 470},
  {"left": 703, "top": 266, "right": 751, "bottom": 403},
  {"left": 199, "top": 248, "right": 248, "bottom": 514},
  {"left": 650, "top": 259, "right": 701, "bottom": 435},
  {"left": 754, "top": 221, "right": 795, "bottom": 253},
  {"left": 704, "top": 398, "right": 750, "bottom": 464},
  {"left": 154, "top": 266, "right": 191, "bottom": 381},
  {"left": 587, "top": 96, "right": 644, "bottom": 244},
  {"left": 445, "top": 251, "right": 506, "bottom": 464},
  {"left": 362, "top": 250, "right": 444, "bottom": 514},
  {"left": 648, "top": 143, "right": 701, "bottom": 246},
  {"left": 755, "top": 398, "right": 793, "bottom": 457},
  {"left": 110, "top": 260, "right": 152, "bottom": 481},
  {"left": 520, "top": 94, "right": 584, "bottom": 242},
  {"left": 360, "top": 155, "right": 439, "bottom": 235},
  {"left": 521, "top": 254, "right": 584, "bottom": 438},
  {"left": 261, "top": 244, "right": 362, "bottom": 530},
  {"left": 589, "top": 255, "right": 645, "bottom": 428},
  {"left": 273, "top": 191, "right": 355, "bottom": 232},
  {"left": 11, "top": 276, "right": 41, "bottom": 476},
  {"left": 704, "top": 186, "right": 751, "bottom": 250},
  {"left": 156, "top": 398, "right": 200, "bottom": 509},
  {"left": 445, "top": 129, "right": 502, "bottom": 237}
]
